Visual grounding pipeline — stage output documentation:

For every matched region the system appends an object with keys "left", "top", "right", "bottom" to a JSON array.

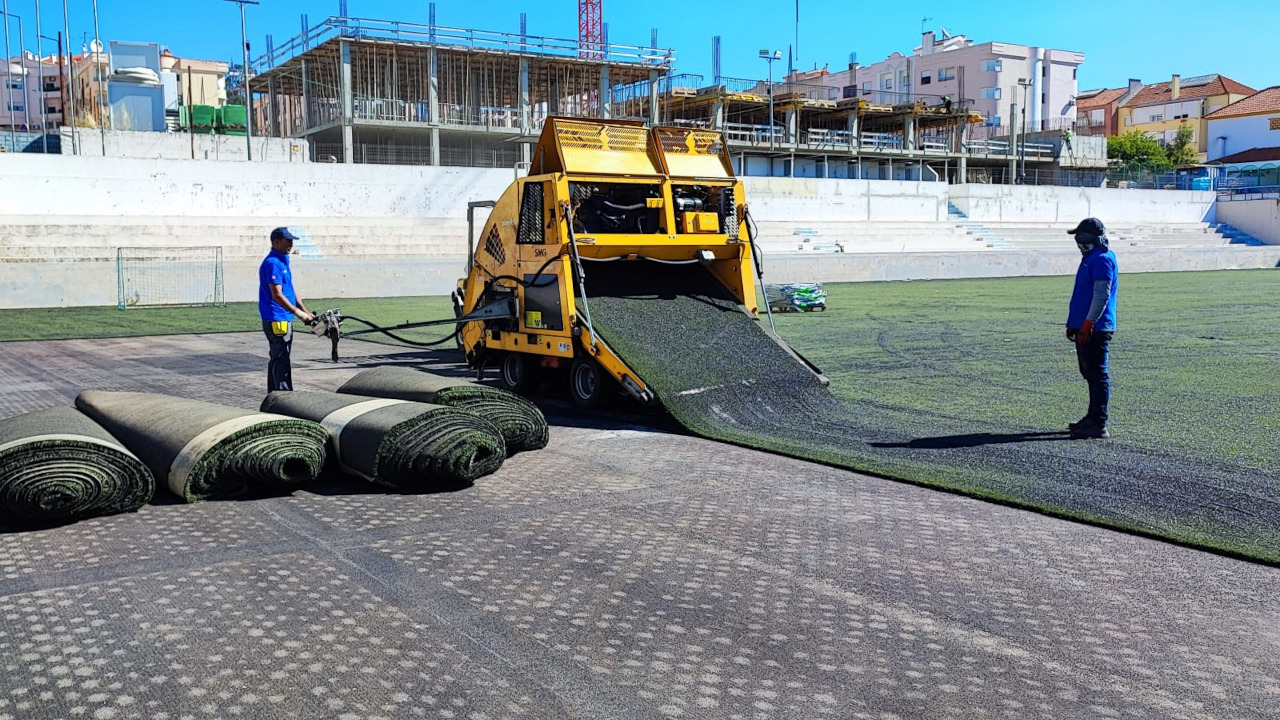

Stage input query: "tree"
[
  {"left": 225, "top": 63, "right": 246, "bottom": 105},
  {"left": 1107, "top": 130, "right": 1168, "bottom": 167},
  {"left": 1165, "top": 122, "right": 1198, "bottom": 167}
]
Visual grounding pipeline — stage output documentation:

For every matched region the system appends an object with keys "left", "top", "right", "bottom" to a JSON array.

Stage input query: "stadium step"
[{"left": 1213, "top": 223, "right": 1267, "bottom": 246}]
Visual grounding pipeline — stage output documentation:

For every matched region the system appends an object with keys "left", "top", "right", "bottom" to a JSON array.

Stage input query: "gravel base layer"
[
  {"left": 584, "top": 262, "right": 1280, "bottom": 564},
  {"left": 0, "top": 332, "right": 1278, "bottom": 718}
]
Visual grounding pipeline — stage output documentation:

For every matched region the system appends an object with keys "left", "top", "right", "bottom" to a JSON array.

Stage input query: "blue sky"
[{"left": 8, "top": 0, "right": 1277, "bottom": 93}]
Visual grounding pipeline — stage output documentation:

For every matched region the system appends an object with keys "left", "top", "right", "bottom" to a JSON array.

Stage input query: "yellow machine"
[{"left": 452, "top": 117, "right": 766, "bottom": 408}]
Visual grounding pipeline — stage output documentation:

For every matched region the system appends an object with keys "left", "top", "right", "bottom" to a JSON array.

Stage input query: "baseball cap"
[
  {"left": 1067, "top": 218, "right": 1106, "bottom": 236},
  {"left": 270, "top": 227, "right": 299, "bottom": 242}
]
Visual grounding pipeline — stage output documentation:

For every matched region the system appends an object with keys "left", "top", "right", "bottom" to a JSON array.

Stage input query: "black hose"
[
  {"left": 478, "top": 252, "right": 562, "bottom": 288},
  {"left": 341, "top": 315, "right": 461, "bottom": 348}
]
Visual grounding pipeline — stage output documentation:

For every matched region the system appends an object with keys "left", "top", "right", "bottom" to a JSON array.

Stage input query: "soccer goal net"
[{"left": 116, "top": 247, "right": 225, "bottom": 309}]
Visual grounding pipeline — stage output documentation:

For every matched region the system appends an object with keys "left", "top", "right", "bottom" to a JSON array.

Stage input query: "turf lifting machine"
[{"left": 317, "top": 117, "right": 824, "bottom": 408}]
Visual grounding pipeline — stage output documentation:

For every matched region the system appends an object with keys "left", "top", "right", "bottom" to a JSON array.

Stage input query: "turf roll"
[
  {"left": 260, "top": 390, "right": 506, "bottom": 489},
  {"left": 0, "top": 406, "right": 155, "bottom": 527},
  {"left": 583, "top": 261, "right": 1280, "bottom": 563},
  {"left": 336, "top": 367, "right": 549, "bottom": 454},
  {"left": 75, "top": 391, "right": 327, "bottom": 503}
]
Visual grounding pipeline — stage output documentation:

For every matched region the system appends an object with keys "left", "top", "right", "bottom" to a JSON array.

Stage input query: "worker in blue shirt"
[
  {"left": 1065, "top": 218, "right": 1118, "bottom": 439},
  {"left": 259, "top": 228, "right": 314, "bottom": 392}
]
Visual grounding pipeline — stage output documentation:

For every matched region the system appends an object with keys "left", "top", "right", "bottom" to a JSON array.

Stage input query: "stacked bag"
[
  {"left": 0, "top": 369, "right": 549, "bottom": 529},
  {"left": 764, "top": 283, "right": 828, "bottom": 312}
]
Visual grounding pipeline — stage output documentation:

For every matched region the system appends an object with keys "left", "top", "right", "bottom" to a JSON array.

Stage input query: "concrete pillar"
[
  {"left": 903, "top": 115, "right": 916, "bottom": 152},
  {"left": 1009, "top": 101, "right": 1019, "bottom": 182},
  {"left": 268, "top": 76, "right": 279, "bottom": 137},
  {"left": 711, "top": 99, "right": 724, "bottom": 130},
  {"left": 431, "top": 126, "right": 440, "bottom": 166},
  {"left": 599, "top": 65, "right": 611, "bottom": 119},
  {"left": 340, "top": 39, "right": 354, "bottom": 164},
  {"left": 1030, "top": 48, "right": 1045, "bottom": 131},
  {"left": 648, "top": 70, "right": 659, "bottom": 126},
  {"left": 427, "top": 47, "right": 439, "bottom": 125},
  {"left": 519, "top": 58, "right": 531, "bottom": 134},
  {"left": 300, "top": 58, "right": 311, "bottom": 129},
  {"left": 785, "top": 106, "right": 798, "bottom": 146},
  {"left": 847, "top": 113, "right": 859, "bottom": 153},
  {"left": 957, "top": 116, "right": 968, "bottom": 183}
]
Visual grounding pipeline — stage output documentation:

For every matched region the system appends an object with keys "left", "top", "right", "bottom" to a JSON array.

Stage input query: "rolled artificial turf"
[
  {"left": 336, "top": 367, "right": 549, "bottom": 454},
  {"left": 584, "top": 261, "right": 1280, "bottom": 563},
  {"left": 0, "top": 406, "right": 154, "bottom": 527},
  {"left": 261, "top": 390, "right": 506, "bottom": 489},
  {"left": 75, "top": 391, "right": 327, "bottom": 503}
]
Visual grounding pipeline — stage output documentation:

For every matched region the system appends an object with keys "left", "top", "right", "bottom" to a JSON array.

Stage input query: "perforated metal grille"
[
  {"left": 517, "top": 183, "right": 545, "bottom": 245},
  {"left": 656, "top": 128, "right": 724, "bottom": 155},
  {"left": 556, "top": 121, "right": 649, "bottom": 153},
  {"left": 484, "top": 225, "right": 506, "bottom": 265}
]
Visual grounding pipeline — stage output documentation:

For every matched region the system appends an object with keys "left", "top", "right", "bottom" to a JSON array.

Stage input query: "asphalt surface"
[{"left": 0, "top": 332, "right": 1278, "bottom": 719}]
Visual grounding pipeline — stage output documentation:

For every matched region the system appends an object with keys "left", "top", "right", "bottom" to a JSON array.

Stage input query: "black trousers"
[
  {"left": 1075, "top": 331, "right": 1113, "bottom": 425},
  {"left": 262, "top": 320, "right": 294, "bottom": 392}
]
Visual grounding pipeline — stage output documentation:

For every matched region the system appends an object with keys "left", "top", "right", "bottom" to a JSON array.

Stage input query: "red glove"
[{"left": 1076, "top": 320, "right": 1094, "bottom": 345}]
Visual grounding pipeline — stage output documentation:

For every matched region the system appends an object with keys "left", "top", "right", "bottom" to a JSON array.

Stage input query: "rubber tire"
[
  {"left": 499, "top": 353, "right": 537, "bottom": 394},
  {"left": 569, "top": 357, "right": 611, "bottom": 410}
]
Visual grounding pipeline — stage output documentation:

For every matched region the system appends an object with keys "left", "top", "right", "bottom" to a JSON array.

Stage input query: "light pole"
[
  {"left": 224, "top": 0, "right": 258, "bottom": 161},
  {"left": 1, "top": 5, "right": 21, "bottom": 150},
  {"left": 759, "top": 49, "right": 780, "bottom": 153},
  {"left": 1017, "top": 78, "right": 1032, "bottom": 184},
  {"left": 91, "top": 0, "right": 105, "bottom": 149},
  {"left": 34, "top": 0, "right": 46, "bottom": 152},
  {"left": 61, "top": 0, "right": 76, "bottom": 153}
]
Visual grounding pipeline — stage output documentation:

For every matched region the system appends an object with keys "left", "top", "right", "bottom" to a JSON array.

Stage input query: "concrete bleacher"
[
  {"left": 977, "top": 222, "right": 1236, "bottom": 251},
  {"left": 0, "top": 216, "right": 469, "bottom": 262},
  {"left": 753, "top": 220, "right": 997, "bottom": 254}
]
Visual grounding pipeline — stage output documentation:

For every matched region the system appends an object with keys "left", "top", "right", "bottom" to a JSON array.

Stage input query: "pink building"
[{"left": 2, "top": 52, "right": 65, "bottom": 132}]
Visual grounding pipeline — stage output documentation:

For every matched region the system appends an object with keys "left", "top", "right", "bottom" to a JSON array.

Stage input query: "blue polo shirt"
[
  {"left": 258, "top": 249, "right": 298, "bottom": 322},
  {"left": 1067, "top": 245, "right": 1118, "bottom": 331}
]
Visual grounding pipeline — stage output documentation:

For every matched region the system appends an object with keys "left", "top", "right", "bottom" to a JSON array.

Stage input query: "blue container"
[{"left": 1191, "top": 177, "right": 1212, "bottom": 191}]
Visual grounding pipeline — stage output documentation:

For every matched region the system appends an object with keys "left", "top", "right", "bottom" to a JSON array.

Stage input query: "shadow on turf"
[{"left": 871, "top": 431, "right": 1072, "bottom": 450}]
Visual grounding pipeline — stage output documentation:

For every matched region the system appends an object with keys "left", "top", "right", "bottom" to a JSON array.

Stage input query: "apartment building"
[
  {"left": 804, "top": 29, "right": 1083, "bottom": 132},
  {"left": 1118, "top": 74, "right": 1254, "bottom": 160},
  {"left": 1, "top": 53, "right": 65, "bottom": 131},
  {"left": 1205, "top": 86, "right": 1280, "bottom": 182}
]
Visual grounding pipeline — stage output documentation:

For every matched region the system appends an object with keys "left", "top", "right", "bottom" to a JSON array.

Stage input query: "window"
[
  {"left": 7, "top": 80, "right": 22, "bottom": 90},
  {"left": 862, "top": 82, "right": 871, "bottom": 94},
  {"left": 979, "top": 87, "right": 1001, "bottom": 100},
  {"left": 979, "top": 59, "right": 1001, "bottom": 72},
  {"left": 1042, "top": 93, "right": 1046, "bottom": 105},
  {"left": 1073, "top": 68, "right": 1077, "bottom": 79},
  {"left": 938, "top": 67, "right": 956, "bottom": 81},
  {"left": 1151, "top": 113, "right": 1163, "bottom": 122},
  {"left": 985, "top": 116, "right": 1001, "bottom": 127},
  {"left": 46, "top": 105, "right": 58, "bottom": 114},
  {"left": 842, "top": 85, "right": 857, "bottom": 98},
  {"left": 1173, "top": 113, "right": 1189, "bottom": 120},
  {"left": 8, "top": 103, "right": 24, "bottom": 112},
  {"left": 921, "top": 72, "right": 932, "bottom": 85},
  {"left": 1271, "top": 118, "right": 1280, "bottom": 131},
  {"left": 828, "top": 88, "right": 838, "bottom": 100},
  {"left": 881, "top": 78, "right": 892, "bottom": 90},
  {"left": 1042, "top": 65, "right": 1047, "bottom": 77}
]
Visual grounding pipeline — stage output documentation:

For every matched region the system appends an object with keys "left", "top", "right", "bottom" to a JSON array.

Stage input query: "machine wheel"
[
  {"left": 569, "top": 356, "right": 611, "bottom": 410},
  {"left": 499, "top": 353, "right": 538, "bottom": 394}
]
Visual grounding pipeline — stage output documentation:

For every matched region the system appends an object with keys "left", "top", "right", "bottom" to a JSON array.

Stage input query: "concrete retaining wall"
[
  {"left": 1217, "top": 198, "right": 1280, "bottom": 244},
  {"left": 60, "top": 128, "right": 312, "bottom": 163},
  {"left": 949, "top": 185, "right": 1216, "bottom": 224},
  {"left": 743, "top": 178, "right": 949, "bottom": 222}
]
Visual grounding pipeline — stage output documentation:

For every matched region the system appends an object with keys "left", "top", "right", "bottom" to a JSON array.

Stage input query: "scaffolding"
[{"left": 250, "top": 16, "right": 671, "bottom": 166}]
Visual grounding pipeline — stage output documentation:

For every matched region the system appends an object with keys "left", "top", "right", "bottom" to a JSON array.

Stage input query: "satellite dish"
[
  {"left": 90, "top": 39, "right": 103, "bottom": 53},
  {"left": 939, "top": 26, "right": 952, "bottom": 39}
]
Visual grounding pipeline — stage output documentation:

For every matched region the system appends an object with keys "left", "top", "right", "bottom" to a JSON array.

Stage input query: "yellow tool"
[{"left": 453, "top": 117, "right": 770, "bottom": 408}]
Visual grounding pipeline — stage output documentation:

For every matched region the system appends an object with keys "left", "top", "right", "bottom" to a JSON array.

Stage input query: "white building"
[
  {"left": 1206, "top": 86, "right": 1280, "bottom": 162},
  {"left": 786, "top": 29, "right": 1083, "bottom": 134},
  {"left": 2, "top": 52, "right": 65, "bottom": 132}
]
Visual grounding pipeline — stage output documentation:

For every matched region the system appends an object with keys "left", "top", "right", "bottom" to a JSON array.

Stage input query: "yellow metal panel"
[
  {"left": 653, "top": 127, "right": 734, "bottom": 179},
  {"left": 681, "top": 212, "right": 721, "bottom": 234},
  {"left": 530, "top": 118, "right": 665, "bottom": 177},
  {"left": 645, "top": 197, "right": 664, "bottom": 208}
]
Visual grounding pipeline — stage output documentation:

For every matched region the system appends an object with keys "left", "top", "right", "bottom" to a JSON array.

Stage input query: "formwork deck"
[{"left": 0, "top": 333, "right": 1276, "bottom": 719}]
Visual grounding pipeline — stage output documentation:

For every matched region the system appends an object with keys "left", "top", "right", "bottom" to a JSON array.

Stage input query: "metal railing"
[
  {"left": 1217, "top": 185, "right": 1280, "bottom": 201},
  {"left": 252, "top": 16, "right": 676, "bottom": 74}
]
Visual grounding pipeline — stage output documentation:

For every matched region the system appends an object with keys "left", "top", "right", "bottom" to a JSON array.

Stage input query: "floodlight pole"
[
  {"left": 759, "top": 49, "right": 780, "bottom": 154},
  {"left": 225, "top": 0, "right": 258, "bottom": 161},
  {"left": 2, "top": 3, "right": 17, "bottom": 151}
]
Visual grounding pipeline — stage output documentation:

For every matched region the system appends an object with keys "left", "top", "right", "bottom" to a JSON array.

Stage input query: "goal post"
[{"left": 116, "top": 247, "right": 226, "bottom": 309}]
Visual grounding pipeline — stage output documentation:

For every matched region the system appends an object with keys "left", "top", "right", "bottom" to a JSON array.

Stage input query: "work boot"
[
  {"left": 1071, "top": 422, "right": 1110, "bottom": 440},
  {"left": 1068, "top": 415, "right": 1095, "bottom": 432}
]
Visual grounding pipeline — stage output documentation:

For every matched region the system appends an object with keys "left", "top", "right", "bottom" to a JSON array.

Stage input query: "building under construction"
[{"left": 251, "top": 17, "right": 1101, "bottom": 182}]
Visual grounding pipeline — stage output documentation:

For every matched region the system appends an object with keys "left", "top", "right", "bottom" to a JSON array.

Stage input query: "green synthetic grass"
[
  {"left": 0, "top": 296, "right": 454, "bottom": 344},
  {"left": 766, "top": 269, "right": 1280, "bottom": 473}
]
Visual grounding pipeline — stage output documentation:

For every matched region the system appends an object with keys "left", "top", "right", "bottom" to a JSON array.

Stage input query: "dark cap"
[
  {"left": 1067, "top": 218, "right": 1106, "bottom": 236},
  {"left": 270, "top": 227, "right": 299, "bottom": 242}
]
